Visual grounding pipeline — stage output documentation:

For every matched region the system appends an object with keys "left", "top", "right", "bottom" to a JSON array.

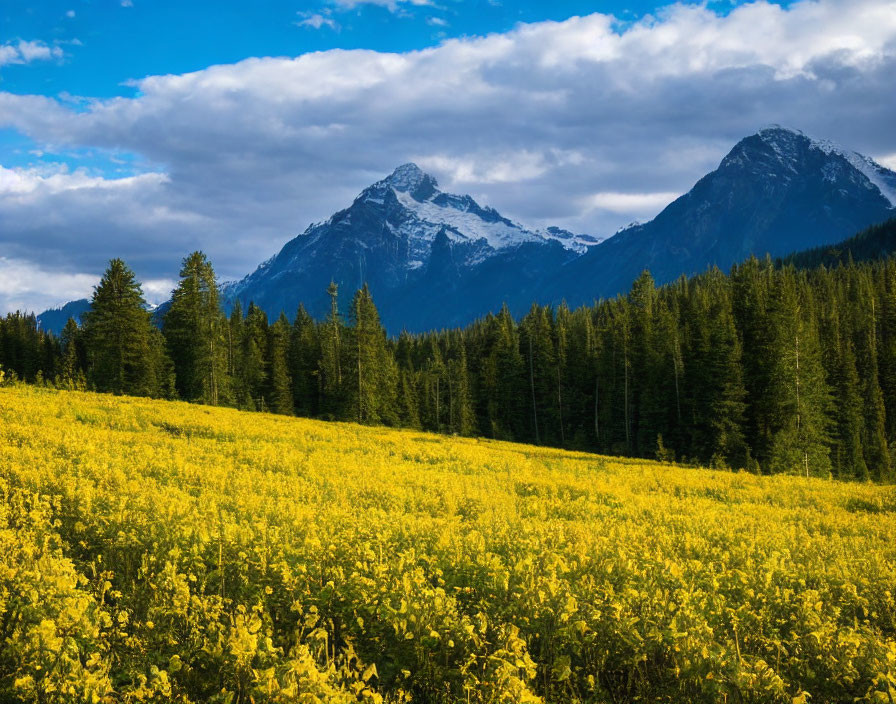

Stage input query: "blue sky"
[
  {"left": 0, "top": 0, "right": 892, "bottom": 312},
  {"left": 1, "top": 1, "right": 772, "bottom": 100}
]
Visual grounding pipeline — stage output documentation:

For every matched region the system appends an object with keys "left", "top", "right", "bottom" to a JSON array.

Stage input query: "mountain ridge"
[{"left": 36, "top": 126, "right": 896, "bottom": 334}]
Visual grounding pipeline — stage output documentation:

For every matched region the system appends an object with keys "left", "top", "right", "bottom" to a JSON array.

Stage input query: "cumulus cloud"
[
  {"left": 0, "top": 40, "right": 64, "bottom": 67},
  {"left": 0, "top": 0, "right": 895, "bottom": 313},
  {"left": 0, "top": 257, "right": 99, "bottom": 314}
]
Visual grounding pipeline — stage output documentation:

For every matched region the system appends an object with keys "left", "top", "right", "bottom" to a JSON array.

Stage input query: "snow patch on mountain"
[
  {"left": 393, "top": 187, "right": 539, "bottom": 250},
  {"left": 348, "top": 163, "right": 604, "bottom": 255},
  {"left": 814, "top": 146, "right": 896, "bottom": 209},
  {"left": 757, "top": 125, "right": 896, "bottom": 208}
]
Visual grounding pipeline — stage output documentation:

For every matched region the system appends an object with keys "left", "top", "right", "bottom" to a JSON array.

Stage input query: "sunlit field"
[{"left": 1, "top": 385, "right": 895, "bottom": 703}]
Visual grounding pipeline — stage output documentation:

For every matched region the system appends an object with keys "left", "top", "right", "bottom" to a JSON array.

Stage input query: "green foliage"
[
  {"left": 6, "top": 251, "right": 896, "bottom": 483},
  {"left": 164, "top": 251, "right": 230, "bottom": 405},
  {"left": 81, "top": 258, "right": 166, "bottom": 397}
]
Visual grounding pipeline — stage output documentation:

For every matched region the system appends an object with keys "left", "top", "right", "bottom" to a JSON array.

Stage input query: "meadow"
[{"left": 1, "top": 385, "right": 895, "bottom": 703}]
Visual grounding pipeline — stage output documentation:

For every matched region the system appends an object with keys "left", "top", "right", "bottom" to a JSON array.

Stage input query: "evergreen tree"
[
  {"left": 398, "top": 369, "right": 422, "bottom": 429},
  {"left": 289, "top": 304, "right": 320, "bottom": 416},
  {"left": 319, "top": 281, "right": 346, "bottom": 419},
  {"left": 819, "top": 296, "right": 867, "bottom": 480},
  {"left": 268, "top": 313, "right": 294, "bottom": 415},
  {"left": 879, "top": 262, "right": 896, "bottom": 443},
  {"left": 347, "top": 285, "right": 398, "bottom": 425},
  {"left": 228, "top": 302, "right": 253, "bottom": 409},
  {"left": 481, "top": 305, "right": 524, "bottom": 440},
  {"left": 242, "top": 303, "right": 269, "bottom": 411},
  {"left": 446, "top": 336, "right": 475, "bottom": 436},
  {"left": 853, "top": 271, "right": 890, "bottom": 480},
  {"left": 683, "top": 273, "right": 747, "bottom": 467},
  {"left": 163, "top": 251, "right": 229, "bottom": 405},
  {"left": 82, "top": 259, "right": 160, "bottom": 396},
  {"left": 766, "top": 272, "right": 832, "bottom": 476},
  {"left": 59, "top": 317, "right": 86, "bottom": 389},
  {"left": 421, "top": 337, "right": 447, "bottom": 433}
]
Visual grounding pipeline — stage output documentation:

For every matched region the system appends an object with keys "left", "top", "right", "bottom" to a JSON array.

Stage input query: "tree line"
[{"left": 3, "top": 250, "right": 896, "bottom": 480}]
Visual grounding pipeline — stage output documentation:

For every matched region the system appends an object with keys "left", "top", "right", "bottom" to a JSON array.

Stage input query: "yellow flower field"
[{"left": 1, "top": 384, "right": 895, "bottom": 703}]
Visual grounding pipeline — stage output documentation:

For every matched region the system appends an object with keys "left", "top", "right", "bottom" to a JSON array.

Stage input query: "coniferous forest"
[{"left": 4, "top": 243, "right": 896, "bottom": 481}]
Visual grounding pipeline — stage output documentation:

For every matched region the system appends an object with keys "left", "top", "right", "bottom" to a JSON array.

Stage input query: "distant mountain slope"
[
  {"left": 547, "top": 126, "right": 896, "bottom": 305},
  {"left": 37, "top": 127, "right": 896, "bottom": 334},
  {"left": 35, "top": 299, "right": 90, "bottom": 335},
  {"left": 222, "top": 163, "right": 600, "bottom": 330},
  {"left": 783, "top": 217, "right": 896, "bottom": 269}
]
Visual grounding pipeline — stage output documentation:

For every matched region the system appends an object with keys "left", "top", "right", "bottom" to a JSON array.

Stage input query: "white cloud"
[
  {"left": 0, "top": 258, "right": 97, "bottom": 314},
  {"left": 427, "top": 17, "right": 448, "bottom": 26},
  {"left": 296, "top": 13, "right": 340, "bottom": 30},
  {"left": 0, "top": 0, "right": 895, "bottom": 313},
  {"left": 330, "top": 0, "right": 433, "bottom": 11},
  {"left": 0, "top": 40, "right": 63, "bottom": 67},
  {"left": 582, "top": 191, "right": 682, "bottom": 215},
  {"left": 65, "top": 10, "right": 76, "bottom": 18},
  {"left": 877, "top": 153, "right": 896, "bottom": 171},
  {"left": 142, "top": 278, "right": 177, "bottom": 304}
]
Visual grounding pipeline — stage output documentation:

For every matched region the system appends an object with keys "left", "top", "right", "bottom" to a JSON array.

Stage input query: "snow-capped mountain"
[
  {"left": 223, "top": 163, "right": 600, "bottom": 329},
  {"left": 223, "top": 127, "right": 895, "bottom": 332},
  {"left": 547, "top": 126, "right": 896, "bottom": 306},
  {"left": 41, "top": 127, "right": 892, "bottom": 334}
]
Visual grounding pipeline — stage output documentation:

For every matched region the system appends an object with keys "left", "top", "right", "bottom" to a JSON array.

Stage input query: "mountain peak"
[
  {"left": 384, "top": 163, "right": 439, "bottom": 194},
  {"left": 731, "top": 125, "right": 896, "bottom": 208},
  {"left": 757, "top": 124, "right": 804, "bottom": 139}
]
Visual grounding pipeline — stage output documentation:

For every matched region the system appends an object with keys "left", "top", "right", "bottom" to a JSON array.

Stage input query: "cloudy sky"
[{"left": 1, "top": 0, "right": 895, "bottom": 313}]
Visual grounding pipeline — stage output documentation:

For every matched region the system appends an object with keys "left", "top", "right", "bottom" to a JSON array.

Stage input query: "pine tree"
[
  {"left": 481, "top": 305, "right": 524, "bottom": 440},
  {"left": 228, "top": 302, "right": 253, "bottom": 409},
  {"left": 446, "top": 337, "right": 475, "bottom": 436},
  {"left": 268, "top": 313, "right": 294, "bottom": 415},
  {"left": 880, "top": 261, "right": 896, "bottom": 443},
  {"left": 59, "top": 317, "right": 86, "bottom": 389},
  {"left": 289, "top": 304, "right": 320, "bottom": 416},
  {"left": 820, "top": 296, "right": 867, "bottom": 480},
  {"left": 766, "top": 271, "right": 832, "bottom": 477},
  {"left": 422, "top": 337, "right": 447, "bottom": 432},
  {"left": 319, "top": 282, "right": 346, "bottom": 419},
  {"left": 684, "top": 273, "right": 747, "bottom": 467},
  {"left": 148, "top": 327, "right": 177, "bottom": 399},
  {"left": 554, "top": 303, "right": 571, "bottom": 446},
  {"left": 855, "top": 273, "right": 890, "bottom": 481},
  {"left": 82, "top": 258, "right": 159, "bottom": 396},
  {"left": 163, "top": 251, "right": 229, "bottom": 405},
  {"left": 398, "top": 369, "right": 422, "bottom": 429},
  {"left": 343, "top": 285, "right": 398, "bottom": 425},
  {"left": 241, "top": 303, "right": 269, "bottom": 411}
]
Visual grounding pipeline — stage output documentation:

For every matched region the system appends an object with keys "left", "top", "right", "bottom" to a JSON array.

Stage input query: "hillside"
[
  {"left": 34, "top": 299, "right": 91, "bottom": 336},
  {"left": 784, "top": 217, "right": 896, "bottom": 269},
  {"left": 547, "top": 127, "right": 896, "bottom": 305},
  {"left": 2, "top": 385, "right": 895, "bottom": 703}
]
